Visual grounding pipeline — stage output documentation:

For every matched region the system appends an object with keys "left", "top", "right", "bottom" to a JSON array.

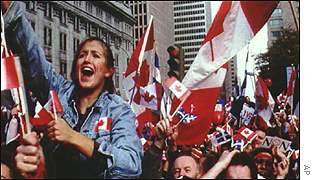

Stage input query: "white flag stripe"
[{"left": 182, "top": 2, "right": 253, "bottom": 90}]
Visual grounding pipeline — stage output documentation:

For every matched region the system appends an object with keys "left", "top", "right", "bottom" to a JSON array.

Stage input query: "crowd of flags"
[{"left": 2, "top": 1, "right": 300, "bottom": 160}]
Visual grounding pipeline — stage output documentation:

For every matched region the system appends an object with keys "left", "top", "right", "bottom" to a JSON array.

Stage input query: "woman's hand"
[{"left": 47, "top": 114, "right": 77, "bottom": 145}]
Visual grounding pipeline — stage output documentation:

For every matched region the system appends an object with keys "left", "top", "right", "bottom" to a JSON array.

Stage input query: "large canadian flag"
[
  {"left": 169, "top": 1, "right": 278, "bottom": 145},
  {"left": 122, "top": 16, "right": 162, "bottom": 112},
  {"left": 122, "top": 16, "right": 162, "bottom": 137}
]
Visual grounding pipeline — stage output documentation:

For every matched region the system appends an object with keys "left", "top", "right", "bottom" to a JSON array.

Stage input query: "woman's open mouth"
[{"left": 81, "top": 66, "right": 94, "bottom": 77}]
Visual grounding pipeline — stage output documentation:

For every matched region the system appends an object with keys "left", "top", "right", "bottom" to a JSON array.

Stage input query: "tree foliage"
[{"left": 255, "top": 29, "right": 299, "bottom": 97}]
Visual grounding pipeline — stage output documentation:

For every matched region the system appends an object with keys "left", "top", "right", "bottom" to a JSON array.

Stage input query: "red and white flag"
[
  {"left": 286, "top": 66, "right": 296, "bottom": 112},
  {"left": 30, "top": 101, "right": 53, "bottom": 126},
  {"left": 1, "top": 13, "right": 22, "bottom": 91},
  {"left": 94, "top": 117, "right": 112, "bottom": 132},
  {"left": 238, "top": 126, "right": 257, "bottom": 143},
  {"left": 255, "top": 76, "right": 275, "bottom": 128},
  {"left": 170, "top": 1, "right": 278, "bottom": 145},
  {"left": 50, "top": 90, "right": 63, "bottom": 113},
  {"left": 165, "top": 77, "right": 191, "bottom": 101},
  {"left": 122, "top": 16, "right": 162, "bottom": 111},
  {"left": 1, "top": 55, "right": 23, "bottom": 91}
]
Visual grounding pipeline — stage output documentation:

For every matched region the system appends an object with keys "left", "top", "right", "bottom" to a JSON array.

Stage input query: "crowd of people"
[{"left": 1, "top": 1, "right": 299, "bottom": 179}]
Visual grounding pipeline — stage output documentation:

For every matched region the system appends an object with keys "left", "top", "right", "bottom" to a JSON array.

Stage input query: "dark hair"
[
  {"left": 227, "top": 152, "right": 257, "bottom": 179},
  {"left": 70, "top": 37, "right": 115, "bottom": 94}
]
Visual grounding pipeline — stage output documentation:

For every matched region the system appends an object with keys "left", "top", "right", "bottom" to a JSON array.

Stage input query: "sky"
[{"left": 211, "top": 1, "right": 268, "bottom": 101}]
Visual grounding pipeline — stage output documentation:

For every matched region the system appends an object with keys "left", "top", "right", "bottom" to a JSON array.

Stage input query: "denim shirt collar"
[{"left": 68, "top": 87, "right": 110, "bottom": 111}]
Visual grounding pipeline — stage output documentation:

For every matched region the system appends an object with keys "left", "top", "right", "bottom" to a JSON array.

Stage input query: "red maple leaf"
[
  {"left": 175, "top": 85, "right": 182, "bottom": 93},
  {"left": 142, "top": 91, "right": 154, "bottom": 102},
  {"left": 243, "top": 130, "right": 249, "bottom": 135}
]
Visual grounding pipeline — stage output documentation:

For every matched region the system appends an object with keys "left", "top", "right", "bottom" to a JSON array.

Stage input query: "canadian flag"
[
  {"left": 238, "top": 126, "right": 257, "bottom": 143},
  {"left": 95, "top": 117, "right": 112, "bottom": 132},
  {"left": 170, "top": 1, "right": 278, "bottom": 145},
  {"left": 165, "top": 77, "right": 191, "bottom": 101},
  {"left": 255, "top": 76, "right": 275, "bottom": 128},
  {"left": 122, "top": 16, "right": 162, "bottom": 111}
]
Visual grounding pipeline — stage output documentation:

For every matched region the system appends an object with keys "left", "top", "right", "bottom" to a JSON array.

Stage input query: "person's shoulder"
[{"left": 107, "top": 93, "right": 130, "bottom": 107}]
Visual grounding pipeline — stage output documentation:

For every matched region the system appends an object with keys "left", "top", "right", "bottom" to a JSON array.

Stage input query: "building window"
[
  {"left": 74, "top": 16, "right": 80, "bottom": 31},
  {"left": 44, "top": 3, "right": 52, "bottom": 19},
  {"left": 44, "top": 26, "right": 52, "bottom": 46},
  {"left": 134, "top": 4, "right": 138, "bottom": 14},
  {"left": 114, "top": 18, "right": 120, "bottom": 29},
  {"left": 86, "top": 2, "right": 92, "bottom": 13},
  {"left": 144, "top": 4, "right": 146, "bottom": 13},
  {"left": 60, "top": 33, "right": 67, "bottom": 52},
  {"left": 96, "top": 7, "right": 103, "bottom": 18},
  {"left": 139, "top": 16, "right": 143, "bottom": 26},
  {"left": 60, "top": 10, "right": 67, "bottom": 25},
  {"left": 26, "top": 1, "right": 36, "bottom": 11},
  {"left": 91, "top": 26, "right": 97, "bottom": 37},
  {"left": 60, "top": 60, "right": 67, "bottom": 78},
  {"left": 74, "top": 1, "right": 81, "bottom": 7},
  {"left": 269, "top": 19, "right": 283, "bottom": 27},
  {"left": 139, "top": 3, "right": 142, "bottom": 14},
  {"left": 272, "top": 31, "right": 281, "bottom": 37},
  {"left": 106, "top": 12, "right": 111, "bottom": 23},
  {"left": 73, "top": 38, "right": 80, "bottom": 55},
  {"left": 272, "top": 8, "right": 282, "bottom": 17}
]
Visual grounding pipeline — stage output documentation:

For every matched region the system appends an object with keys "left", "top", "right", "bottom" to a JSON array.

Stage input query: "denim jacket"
[{"left": 4, "top": 2, "right": 143, "bottom": 178}]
